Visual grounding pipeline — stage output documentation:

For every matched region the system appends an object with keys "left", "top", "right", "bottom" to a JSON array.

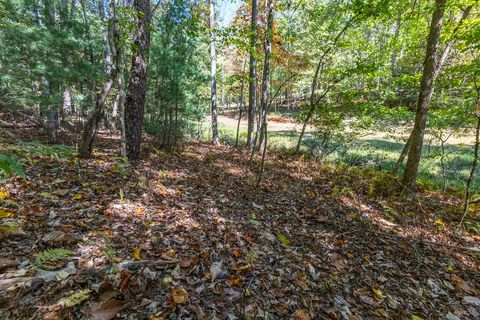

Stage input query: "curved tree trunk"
[
  {"left": 402, "top": 0, "right": 446, "bottom": 190},
  {"left": 78, "top": 1, "right": 117, "bottom": 158}
]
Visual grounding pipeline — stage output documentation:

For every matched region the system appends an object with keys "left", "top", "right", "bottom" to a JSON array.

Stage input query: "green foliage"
[
  {"left": 16, "top": 141, "right": 75, "bottom": 160},
  {"left": 145, "top": 0, "right": 209, "bottom": 147},
  {"left": 34, "top": 248, "right": 73, "bottom": 269},
  {"left": 0, "top": 154, "right": 25, "bottom": 177}
]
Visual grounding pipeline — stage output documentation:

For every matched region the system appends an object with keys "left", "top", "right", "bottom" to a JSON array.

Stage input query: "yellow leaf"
[
  {"left": 171, "top": 287, "right": 188, "bottom": 304},
  {"left": 411, "top": 316, "right": 424, "bottom": 320},
  {"left": 0, "top": 190, "right": 8, "bottom": 200},
  {"left": 132, "top": 248, "right": 142, "bottom": 261},
  {"left": 372, "top": 286, "right": 385, "bottom": 301},
  {"left": 135, "top": 208, "right": 144, "bottom": 215},
  {"left": 72, "top": 193, "right": 83, "bottom": 200},
  {"left": 235, "top": 264, "right": 253, "bottom": 273},
  {"left": 0, "top": 208, "right": 15, "bottom": 218}
]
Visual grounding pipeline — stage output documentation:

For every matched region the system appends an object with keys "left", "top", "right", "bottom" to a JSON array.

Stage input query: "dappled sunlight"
[{"left": 1, "top": 136, "right": 479, "bottom": 319}]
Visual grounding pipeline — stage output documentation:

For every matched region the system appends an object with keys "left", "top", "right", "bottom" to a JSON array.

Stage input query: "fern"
[
  {"left": 35, "top": 248, "right": 73, "bottom": 268},
  {"left": 0, "top": 154, "right": 25, "bottom": 177}
]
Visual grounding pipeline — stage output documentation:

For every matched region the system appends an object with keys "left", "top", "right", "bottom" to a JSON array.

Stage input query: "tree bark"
[
  {"left": 117, "top": 47, "right": 127, "bottom": 157},
  {"left": 78, "top": 0, "right": 118, "bottom": 158},
  {"left": 458, "top": 80, "right": 480, "bottom": 228},
  {"left": 210, "top": 0, "right": 219, "bottom": 145},
  {"left": 124, "top": 0, "right": 151, "bottom": 160},
  {"left": 257, "top": 0, "right": 274, "bottom": 154},
  {"left": 247, "top": 0, "right": 258, "bottom": 149},
  {"left": 402, "top": 0, "right": 447, "bottom": 190}
]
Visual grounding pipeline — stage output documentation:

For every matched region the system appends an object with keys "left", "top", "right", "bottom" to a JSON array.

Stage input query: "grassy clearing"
[{"left": 209, "top": 117, "right": 478, "bottom": 194}]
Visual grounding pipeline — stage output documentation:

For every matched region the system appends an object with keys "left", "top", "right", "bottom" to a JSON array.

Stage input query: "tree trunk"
[
  {"left": 247, "top": 0, "right": 258, "bottom": 149},
  {"left": 392, "top": 134, "right": 411, "bottom": 175},
  {"left": 458, "top": 81, "right": 480, "bottom": 228},
  {"left": 117, "top": 48, "right": 127, "bottom": 157},
  {"left": 78, "top": 0, "right": 118, "bottom": 158},
  {"left": 390, "top": 10, "right": 402, "bottom": 79},
  {"left": 257, "top": 0, "right": 274, "bottom": 154},
  {"left": 124, "top": 0, "right": 151, "bottom": 160},
  {"left": 294, "top": 16, "right": 355, "bottom": 154},
  {"left": 78, "top": 78, "right": 114, "bottom": 157},
  {"left": 402, "top": 0, "right": 447, "bottom": 190},
  {"left": 210, "top": 0, "right": 219, "bottom": 145}
]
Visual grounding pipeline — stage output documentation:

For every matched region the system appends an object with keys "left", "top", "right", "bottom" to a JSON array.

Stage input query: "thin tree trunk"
[
  {"left": 459, "top": 116, "right": 480, "bottom": 228},
  {"left": 210, "top": 0, "right": 219, "bottom": 145},
  {"left": 294, "top": 16, "right": 356, "bottom": 154},
  {"left": 256, "top": 122, "right": 268, "bottom": 187},
  {"left": 78, "top": 79, "right": 114, "bottom": 157},
  {"left": 402, "top": 0, "right": 447, "bottom": 190},
  {"left": 393, "top": 134, "right": 411, "bottom": 175},
  {"left": 257, "top": 0, "right": 274, "bottom": 154},
  {"left": 235, "top": 88, "right": 245, "bottom": 147},
  {"left": 124, "top": 0, "right": 151, "bottom": 160},
  {"left": 247, "top": 0, "right": 258, "bottom": 149},
  {"left": 390, "top": 9, "right": 402, "bottom": 78},
  {"left": 458, "top": 80, "right": 480, "bottom": 228},
  {"left": 118, "top": 47, "right": 127, "bottom": 157},
  {"left": 78, "top": 0, "right": 118, "bottom": 158}
]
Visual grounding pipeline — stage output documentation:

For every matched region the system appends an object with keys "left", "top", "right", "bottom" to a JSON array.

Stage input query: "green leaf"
[{"left": 277, "top": 233, "right": 289, "bottom": 247}]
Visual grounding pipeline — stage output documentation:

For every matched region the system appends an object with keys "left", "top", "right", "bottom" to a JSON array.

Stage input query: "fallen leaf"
[
  {"left": 294, "top": 308, "right": 310, "bottom": 320},
  {"left": 210, "top": 261, "right": 223, "bottom": 282},
  {"left": 0, "top": 190, "right": 8, "bottom": 199},
  {"left": 132, "top": 248, "right": 142, "bottom": 261},
  {"left": 178, "top": 258, "right": 192, "bottom": 268},
  {"left": 359, "top": 295, "right": 378, "bottom": 306},
  {"left": 451, "top": 275, "right": 474, "bottom": 294},
  {"left": 0, "top": 208, "right": 15, "bottom": 218},
  {"left": 57, "top": 289, "right": 91, "bottom": 307},
  {"left": 0, "top": 258, "right": 19, "bottom": 271},
  {"left": 88, "top": 299, "right": 127, "bottom": 320},
  {"left": 372, "top": 286, "right": 386, "bottom": 301},
  {"left": 277, "top": 233, "right": 289, "bottom": 246},
  {"left": 171, "top": 287, "right": 188, "bottom": 304},
  {"left": 332, "top": 254, "right": 346, "bottom": 272},
  {"left": 228, "top": 276, "right": 242, "bottom": 286},
  {"left": 235, "top": 263, "right": 252, "bottom": 273},
  {"left": 232, "top": 249, "right": 241, "bottom": 258},
  {"left": 72, "top": 193, "right": 83, "bottom": 200},
  {"left": 161, "top": 248, "right": 176, "bottom": 260},
  {"left": 0, "top": 277, "right": 32, "bottom": 291},
  {"left": 54, "top": 189, "right": 70, "bottom": 196}
]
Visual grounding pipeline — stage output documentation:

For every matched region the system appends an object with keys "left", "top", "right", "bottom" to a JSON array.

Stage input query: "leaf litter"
[{"left": 0, "top": 132, "right": 479, "bottom": 319}]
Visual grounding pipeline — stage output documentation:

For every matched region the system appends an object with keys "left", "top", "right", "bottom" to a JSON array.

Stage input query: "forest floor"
[{"left": 1, "top": 114, "right": 480, "bottom": 319}]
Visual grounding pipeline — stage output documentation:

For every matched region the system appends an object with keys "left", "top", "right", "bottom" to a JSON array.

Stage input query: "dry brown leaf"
[
  {"left": 171, "top": 287, "right": 188, "bottom": 305},
  {"left": 178, "top": 257, "right": 192, "bottom": 268},
  {"left": 294, "top": 308, "right": 310, "bottom": 320},
  {"left": 0, "top": 258, "right": 19, "bottom": 271},
  {"left": 451, "top": 275, "right": 474, "bottom": 294},
  {"left": 0, "top": 277, "right": 32, "bottom": 291},
  {"left": 88, "top": 299, "right": 127, "bottom": 320}
]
